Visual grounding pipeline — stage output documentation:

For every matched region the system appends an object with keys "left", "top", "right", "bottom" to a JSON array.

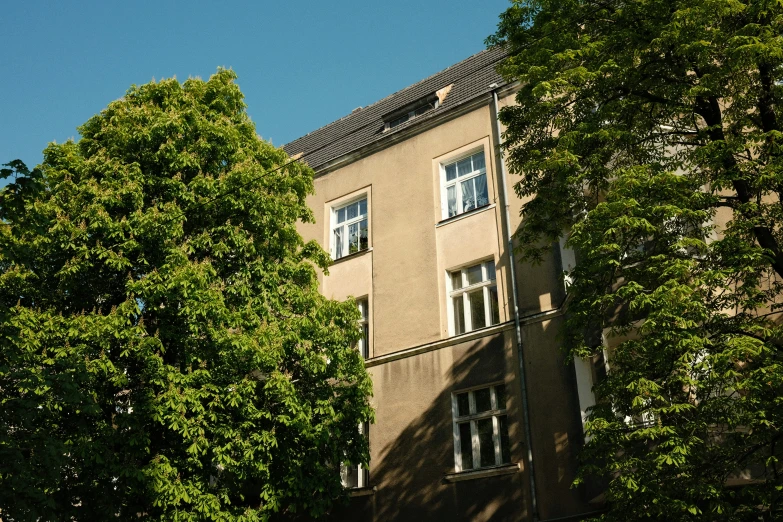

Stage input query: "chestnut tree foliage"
[
  {"left": 0, "top": 70, "right": 373, "bottom": 521},
  {"left": 490, "top": 1, "right": 783, "bottom": 520}
]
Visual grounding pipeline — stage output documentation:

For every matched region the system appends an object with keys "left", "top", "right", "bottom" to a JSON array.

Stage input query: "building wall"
[
  {"left": 361, "top": 328, "right": 526, "bottom": 522},
  {"left": 296, "top": 92, "right": 592, "bottom": 521}
]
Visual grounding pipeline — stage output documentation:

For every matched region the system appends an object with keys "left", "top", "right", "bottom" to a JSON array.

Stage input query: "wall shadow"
[
  {"left": 519, "top": 317, "right": 595, "bottom": 519},
  {"left": 329, "top": 331, "right": 528, "bottom": 522}
]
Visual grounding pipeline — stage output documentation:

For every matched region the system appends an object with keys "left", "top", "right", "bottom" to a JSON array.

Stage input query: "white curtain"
[
  {"left": 474, "top": 174, "right": 488, "bottom": 207},
  {"left": 461, "top": 178, "right": 475, "bottom": 211},
  {"left": 447, "top": 185, "right": 458, "bottom": 217},
  {"left": 334, "top": 227, "right": 344, "bottom": 258},
  {"left": 348, "top": 223, "right": 359, "bottom": 253}
]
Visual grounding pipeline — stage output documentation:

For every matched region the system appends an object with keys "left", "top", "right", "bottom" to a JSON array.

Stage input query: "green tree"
[
  {"left": 0, "top": 70, "right": 373, "bottom": 521},
  {"left": 489, "top": 1, "right": 783, "bottom": 520}
]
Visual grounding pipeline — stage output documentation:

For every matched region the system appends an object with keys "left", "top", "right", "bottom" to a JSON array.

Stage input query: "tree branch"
[{"left": 696, "top": 96, "right": 783, "bottom": 279}]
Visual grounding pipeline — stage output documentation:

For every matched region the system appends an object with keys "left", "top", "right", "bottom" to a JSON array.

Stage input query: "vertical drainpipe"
[{"left": 490, "top": 84, "right": 540, "bottom": 522}]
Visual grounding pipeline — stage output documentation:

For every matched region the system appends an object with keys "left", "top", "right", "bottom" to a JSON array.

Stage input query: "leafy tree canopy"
[
  {"left": 490, "top": 1, "right": 783, "bottom": 520},
  {"left": 0, "top": 70, "right": 373, "bottom": 521}
]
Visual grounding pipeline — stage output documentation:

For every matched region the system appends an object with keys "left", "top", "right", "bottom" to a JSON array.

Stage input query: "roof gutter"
[{"left": 490, "top": 84, "right": 540, "bottom": 522}]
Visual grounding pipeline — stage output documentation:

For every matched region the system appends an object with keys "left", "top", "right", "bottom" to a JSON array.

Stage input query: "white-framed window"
[
  {"left": 448, "top": 260, "right": 500, "bottom": 335},
  {"left": 357, "top": 298, "right": 369, "bottom": 359},
  {"left": 332, "top": 197, "right": 368, "bottom": 260},
  {"left": 341, "top": 300, "right": 370, "bottom": 488},
  {"left": 558, "top": 233, "right": 576, "bottom": 292},
  {"left": 341, "top": 422, "right": 370, "bottom": 488},
  {"left": 441, "top": 151, "right": 489, "bottom": 219},
  {"left": 452, "top": 384, "right": 511, "bottom": 471}
]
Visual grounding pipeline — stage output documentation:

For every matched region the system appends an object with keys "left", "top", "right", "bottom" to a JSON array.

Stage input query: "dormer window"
[{"left": 383, "top": 94, "right": 440, "bottom": 131}]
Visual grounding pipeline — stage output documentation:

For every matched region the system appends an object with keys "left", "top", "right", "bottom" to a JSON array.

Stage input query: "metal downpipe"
[{"left": 490, "top": 85, "right": 540, "bottom": 522}]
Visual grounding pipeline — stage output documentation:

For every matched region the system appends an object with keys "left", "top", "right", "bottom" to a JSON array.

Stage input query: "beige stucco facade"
[{"left": 294, "top": 86, "right": 595, "bottom": 521}]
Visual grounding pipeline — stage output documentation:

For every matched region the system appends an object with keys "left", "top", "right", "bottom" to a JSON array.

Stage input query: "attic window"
[{"left": 383, "top": 94, "right": 440, "bottom": 131}]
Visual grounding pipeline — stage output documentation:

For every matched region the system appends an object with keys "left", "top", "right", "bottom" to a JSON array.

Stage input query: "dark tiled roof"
[{"left": 283, "top": 46, "right": 507, "bottom": 171}]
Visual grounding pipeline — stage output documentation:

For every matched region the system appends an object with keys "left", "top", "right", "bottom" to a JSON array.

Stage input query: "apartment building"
[{"left": 284, "top": 47, "right": 599, "bottom": 522}]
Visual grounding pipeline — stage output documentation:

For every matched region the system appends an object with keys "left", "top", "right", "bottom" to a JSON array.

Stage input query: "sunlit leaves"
[
  {"left": 492, "top": 0, "right": 783, "bottom": 519},
  {"left": 0, "top": 70, "right": 373, "bottom": 520}
]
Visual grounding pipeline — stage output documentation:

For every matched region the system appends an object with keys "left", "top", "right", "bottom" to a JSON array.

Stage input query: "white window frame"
[
  {"left": 331, "top": 196, "right": 368, "bottom": 260},
  {"left": 447, "top": 260, "right": 499, "bottom": 336},
  {"left": 340, "top": 422, "right": 370, "bottom": 489},
  {"left": 357, "top": 298, "right": 369, "bottom": 359},
  {"left": 440, "top": 150, "right": 489, "bottom": 219},
  {"left": 558, "top": 232, "right": 576, "bottom": 293},
  {"left": 451, "top": 383, "right": 510, "bottom": 472}
]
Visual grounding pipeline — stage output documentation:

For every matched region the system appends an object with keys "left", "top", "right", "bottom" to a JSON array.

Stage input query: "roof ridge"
[{"left": 283, "top": 47, "right": 504, "bottom": 148}]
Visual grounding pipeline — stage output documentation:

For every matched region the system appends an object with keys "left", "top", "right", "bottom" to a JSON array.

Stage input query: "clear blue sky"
[{"left": 1, "top": 0, "right": 511, "bottom": 185}]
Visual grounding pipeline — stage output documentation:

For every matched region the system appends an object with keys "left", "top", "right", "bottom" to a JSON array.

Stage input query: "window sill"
[
  {"left": 443, "top": 462, "right": 520, "bottom": 483},
  {"left": 348, "top": 485, "right": 377, "bottom": 497},
  {"left": 331, "top": 247, "right": 372, "bottom": 265},
  {"left": 436, "top": 204, "right": 495, "bottom": 228}
]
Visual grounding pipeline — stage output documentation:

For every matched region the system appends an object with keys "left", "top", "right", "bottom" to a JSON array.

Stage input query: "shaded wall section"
[
  {"left": 327, "top": 317, "right": 593, "bottom": 522},
  {"left": 521, "top": 316, "right": 591, "bottom": 519},
  {"left": 329, "top": 329, "right": 528, "bottom": 522}
]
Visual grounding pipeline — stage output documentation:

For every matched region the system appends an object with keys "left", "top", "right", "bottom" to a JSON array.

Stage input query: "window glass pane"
[
  {"left": 447, "top": 185, "right": 457, "bottom": 217},
  {"left": 446, "top": 163, "right": 457, "bottom": 182},
  {"left": 451, "top": 271, "right": 463, "bottom": 291},
  {"left": 472, "top": 152, "right": 486, "bottom": 171},
  {"left": 414, "top": 103, "right": 432, "bottom": 117},
  {"left": 489, "top": 285, "right": 500, "bottom": 326},
  {"left": 341, "top": 464, "right": 359, "bottom": 488},
  {"left": 486, "top": 260, "right": 496, "bottom": 280},
  {"left": 453, "top": 296, "right": 466, "bottom": 335},
  {"left": 475, "top": 173, "right": 489, "bottom": 208},
  {"left": 390, "top": 115, "right": 408, "bottom": 128},
  {"left": 337, "top": 207, "right": 346, "bottom": 223},
  {"left": 359, "top": 218, "right": 368, "bottom": 251},
  {"left": 334, "top": 227, "right": 344, "bottom": 259},
  {"left": 495, "top": 384, "right": 506, "bottom": 410},
  {"left": 499, "top": 415, "right": 511, "bottom": 464},
  {"left": 456, "top": 392, "right": 470, "bottom": 417},
  {"left": 457, "top": 157, "right": 473, "bottom": 177},
  {"left": 359, "top": 198, "right": 367, "bottom": 216},
  {"left": 355, "top": 300, "right": 369, "bottom": 358},
  {"left": 468, "top": 290, "right": 486, "bottom": 329},
  {"left": 459, "top": 422, "right": 474, "bottom": 470},
  {"left": 361, "top": 323, "right": 369, "bottom": 358},
  {"left": 461, "top": 178, "right": 476, "bottom": 212},
  {"left": 466, "top": 264, "right": 483, "bottom": 285},
  {"left": 477, "top": 418, "right": 495, "bottom": 467},
  {"left": 347, "top": 202, "right": 358, "bottom": 220},
  {"left": 348, "top": 223, "right": 359, "bottom": 254},
  {"left": 474, "top": 388, "right": 492, "bottom": 413}
]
